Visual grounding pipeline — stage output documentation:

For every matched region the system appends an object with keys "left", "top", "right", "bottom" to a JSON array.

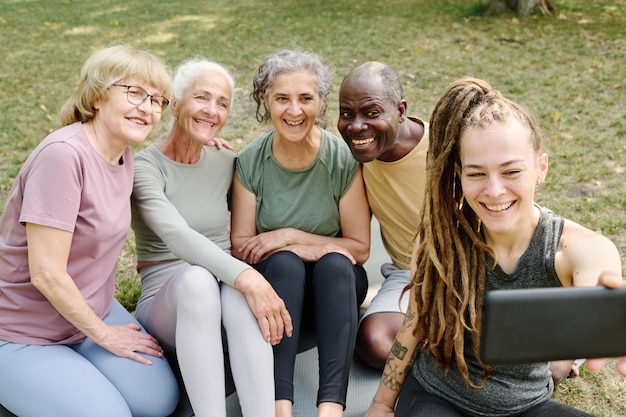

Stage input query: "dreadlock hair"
[{"left": 407, "top": 77, "right": 545, "bottom": 387}]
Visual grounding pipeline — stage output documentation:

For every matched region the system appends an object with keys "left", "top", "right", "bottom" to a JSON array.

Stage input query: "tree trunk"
[
  {"left": 483, "top": 0, "right": 555, "bottom": 18},
  {"left": 512, "top": 0, "right": 540, "bottom": 17}
]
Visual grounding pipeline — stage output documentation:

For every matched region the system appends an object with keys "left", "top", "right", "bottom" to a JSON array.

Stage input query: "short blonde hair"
[{"left": 59, "top": 44, "right": 172, "bottom": 125}]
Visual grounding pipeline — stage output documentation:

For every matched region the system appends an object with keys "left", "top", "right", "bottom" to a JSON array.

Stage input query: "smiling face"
[
  {"left": 459, "top": 118, "right": 548, "bottom": 235},
  {"left": 171, "top": 68, "right": 232, "bottom": 144},
  {"left": 93, "top": 77, "right": 163, "bottom": 147},
  {"left": 265, "top": 70, "right": 321, "bottom": 143},
  {"left": 337, "top": 73, "right": 405, "bottom": 163}
]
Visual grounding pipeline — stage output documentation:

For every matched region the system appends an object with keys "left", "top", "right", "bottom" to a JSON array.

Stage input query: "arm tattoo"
[
  {"left": 381, "top": 340, "right": 410, "bottom": 391},
  {"left": 390, "top": 340, "right": 408, "bottom": 360},
  {"left": 382, "top": 362, "right": 403, "bottom": 391},
  {"left": 400, "top": 306, "right": 416, "bottom": 333}
]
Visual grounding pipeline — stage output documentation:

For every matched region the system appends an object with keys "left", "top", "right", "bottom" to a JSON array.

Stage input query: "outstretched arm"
[
  {"left": 557, "top": 220, "right": 625, "bottom": 376},
  {"left": 586, "top": 272, "right": 626, "bottom": 376}
]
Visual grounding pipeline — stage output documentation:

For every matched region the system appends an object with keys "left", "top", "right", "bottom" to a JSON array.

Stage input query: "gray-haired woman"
[{"left": 231, "top": 49, "right": 371, "bottom": 417}]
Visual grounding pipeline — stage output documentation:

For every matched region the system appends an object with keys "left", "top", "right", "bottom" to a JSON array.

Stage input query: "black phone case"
[{"left": 479, "top": 286, "right": 626, "bottom": 365}]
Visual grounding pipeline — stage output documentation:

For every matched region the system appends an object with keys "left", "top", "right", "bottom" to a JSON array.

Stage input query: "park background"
[{"left": 0, "top": 0, "right": 624, "bottom": 414}]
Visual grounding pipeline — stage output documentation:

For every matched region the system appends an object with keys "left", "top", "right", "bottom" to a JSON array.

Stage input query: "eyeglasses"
[{"left": 112, "top": 84, "right": 169, "bottom": 113}]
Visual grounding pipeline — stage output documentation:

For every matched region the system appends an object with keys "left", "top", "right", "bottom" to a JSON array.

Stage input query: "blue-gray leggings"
[
  {"left": 254, "top": 251, "right": 368, "bottom": 408},
  {"left": 396, "top": 371, "right": 594, "bottom": 417},
  {"left": 0, "top": 300, "right": 179, "bottom": 417}
]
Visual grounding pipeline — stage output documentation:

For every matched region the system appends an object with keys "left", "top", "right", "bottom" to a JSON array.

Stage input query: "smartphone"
[{"left": 479, "top": 285, "right": 626, "bottom": 365}]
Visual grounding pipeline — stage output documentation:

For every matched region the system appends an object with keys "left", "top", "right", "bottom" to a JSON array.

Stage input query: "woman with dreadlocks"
[{"left": 364, "top": 77, "right": 625, "bottom": 417}]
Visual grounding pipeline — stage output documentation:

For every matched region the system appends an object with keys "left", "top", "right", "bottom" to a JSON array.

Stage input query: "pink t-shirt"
[{"left": 0, "top": 122, "right": 134, "bottom": 345}]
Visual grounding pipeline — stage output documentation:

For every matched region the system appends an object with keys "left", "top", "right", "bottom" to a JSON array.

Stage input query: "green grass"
[{"left": 1, "top": 0, "right": 624, "bottom": 414}]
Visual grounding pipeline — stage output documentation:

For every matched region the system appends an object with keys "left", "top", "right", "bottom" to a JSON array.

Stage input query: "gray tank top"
[{"left": 413, "top": 207, "right": 564, "bottom": 417}]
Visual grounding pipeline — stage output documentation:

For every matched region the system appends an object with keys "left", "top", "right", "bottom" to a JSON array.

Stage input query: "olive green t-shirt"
[{"left": 236, "top": 129, "right": 358, "bottom": 237}]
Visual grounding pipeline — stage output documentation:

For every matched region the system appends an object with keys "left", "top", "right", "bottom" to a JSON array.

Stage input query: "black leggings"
[
  {"left": 254, "top": 250, "right": 368, "bottom": 407},
  {"left": 396, "top": 371, "right": 595, "bottom": 417}
]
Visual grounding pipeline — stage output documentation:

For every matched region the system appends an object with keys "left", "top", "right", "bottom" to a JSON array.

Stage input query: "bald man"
[
  {"left": 338, "top": 62, "right": 428, "bottom": 370},
  {"left": 337, "top": 62, "right": 579, "bottom": 385}
]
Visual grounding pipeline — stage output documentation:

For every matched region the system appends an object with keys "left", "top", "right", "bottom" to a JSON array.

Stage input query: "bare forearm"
[
  {"left": 230, "top": 236, "right": 247, "bottom": 260},
  {"left": 32, "top": 270, "right": 108, "bottom": 341},
  {"left": 232, "top": 227, "right": 369, "bottom": 265},
  {"left": 286, "top": 228, "right": 369, "bottom": 264},
  {"left": 371, "top": 302, "right": 422, "bottom": 409}
]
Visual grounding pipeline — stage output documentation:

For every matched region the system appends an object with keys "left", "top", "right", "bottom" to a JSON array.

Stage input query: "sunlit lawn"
[{"left": 1, "top": 0, "right": 624, "bottom": 414}]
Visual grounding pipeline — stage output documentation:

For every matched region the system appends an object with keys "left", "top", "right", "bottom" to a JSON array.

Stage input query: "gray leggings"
[
  {"left": 0, "top": 300, "right": 179, "bottom": 417},
  {"left": 135, "top": 260, "right": 274, "bottom": 417}
]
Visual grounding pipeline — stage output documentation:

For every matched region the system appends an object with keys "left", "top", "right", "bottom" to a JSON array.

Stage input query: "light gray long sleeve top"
[{"left": 131, "top": 145, "right": 249, "bottom": 288}]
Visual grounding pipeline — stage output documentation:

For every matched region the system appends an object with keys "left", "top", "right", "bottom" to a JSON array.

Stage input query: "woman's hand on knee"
[
  {"left": 97, "top": 323, "right": 164, "bottom": 365},
  {"left": 238, "top": 229, "right": 295, "bottom": 264},
  {"left": 235, "top": 268, "right": 293, "bottom": 345},
  {"left": 289, "top": 243, "right": 356, "bottom": 264}
]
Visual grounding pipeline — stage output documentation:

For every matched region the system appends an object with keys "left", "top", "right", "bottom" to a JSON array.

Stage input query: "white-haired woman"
[{"left": 131, "top": 57, "right": 291, "bottom": 417}]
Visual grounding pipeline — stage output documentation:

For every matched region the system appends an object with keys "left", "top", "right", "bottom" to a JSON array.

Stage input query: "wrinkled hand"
[
  {"left": 239, "top": 229, "right": 293, "bottom": 264},
  {"left": 98, "top": 323, "right": 164, "bottom": 365},
  {"left": 236, "top": 269, "right": 293, "bottom": 345},
  {"left": 207, "top": 137, "right": 233, "bottom": 150},
  {"left": 586, "top": 273, "right": 626, "bottom": 376},
  {"left": 289, "top": 243, "right": 356, "bottom": 265}
]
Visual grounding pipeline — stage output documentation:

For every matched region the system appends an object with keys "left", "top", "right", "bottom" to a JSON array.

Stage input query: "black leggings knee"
[{"left": 254, "top": 251, "right": 367, "bottom": 405}]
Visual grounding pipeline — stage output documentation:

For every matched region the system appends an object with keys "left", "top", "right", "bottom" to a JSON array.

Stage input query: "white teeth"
[
  {"left": 195, "top": 119, "right": 215, "bottom": 127},
  {"left": 485, "top": 202, "right": 513, "bottom": 212},
  {"left": 352, "top": 138, "right": 374, "bottom": 146},
  {"left": 285, "top": 120, "right": 303, "bottom": 126},
  {"left": 129, "top": 118, "right": 146, "bottom": 125}
]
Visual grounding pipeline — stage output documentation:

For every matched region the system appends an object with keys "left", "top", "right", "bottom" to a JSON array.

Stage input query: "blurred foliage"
[{"left": 0, "top": 1, "right": 624, "bottom": 413}]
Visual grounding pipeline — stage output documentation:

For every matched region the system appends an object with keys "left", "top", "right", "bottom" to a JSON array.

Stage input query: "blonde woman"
[{"left": 0, "top": 45, "right": 177, "bottom": 417}]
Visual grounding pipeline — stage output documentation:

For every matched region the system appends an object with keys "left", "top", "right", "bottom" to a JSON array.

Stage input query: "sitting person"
[
  {"left": 131, "top": 58, "right": 291, "bottom": 417},
  {"left": 337, "top": 61, "right": 428, "bottom": 371},
  {"left": 337, "top": 61, "right": 577, "bottom": 385},
  {"left": 0, "top": 44, "right": 178, "bottom": 417},
  {"left": 230, "top": 49, "right": 371, "bottom": 417},
  {"left": 364, "top": 77, "right": 625, "bottom": 417}
]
